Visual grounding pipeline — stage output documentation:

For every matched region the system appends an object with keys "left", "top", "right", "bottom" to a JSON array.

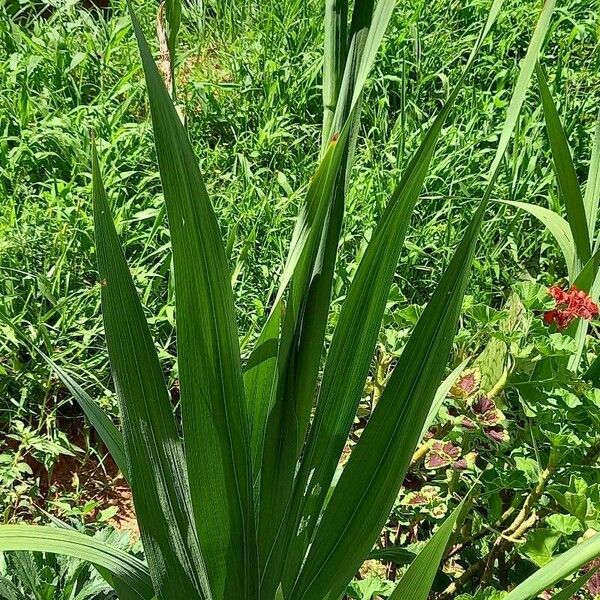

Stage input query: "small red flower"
[{"left": 543, "top": 285, "right": 599, "bottom": 330}]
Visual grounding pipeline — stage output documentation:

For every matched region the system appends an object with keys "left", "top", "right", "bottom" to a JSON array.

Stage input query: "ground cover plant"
[{"left": 1, "top": 0, "right": 600, "bottom": 598}]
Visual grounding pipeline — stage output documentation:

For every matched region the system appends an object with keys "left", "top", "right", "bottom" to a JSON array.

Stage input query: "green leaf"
[
  {"left": 0, "top": 311, "right": 129, "bottom": 482},
  {"left": 322, "top": 0, "right": 348, "bottom": 148},
  {"left": 288, "top": 1, "right": 555, "bottom": 597},
  {"left": 165, "top": 0, "right": 181, "bottom": 83},
  {"left": 244, "top": 302, "right": 282, "bottom": 479},
  {"left": 536, "top": 63, "right": 591, "bottom": 267},
  {"left": 92, "top": 142, "right": 210, "bottom": 600},
  {"left": 504, "top": 533, "right": 600, "bottom": 600},
  {"left": 499, "top": 201, "right": 576, "bottom": 281},
  {"left": 128, "top": 7, "right": 257, "bottom": 598},
  {"left": 258, "top": 0, "right": 402, "bottom": 587},
  {"left": 545, "top": 514, "right": 582, "bottom": 536},
  {"left": 366, "top": 547, "right": 416, "bottom": 566},
  {"left": 281, "top": 3, "right": 503, "bottom": 586},
  {"left": 0, "top": 525, "right": 154, "bottom": 600},
  {"left": 551, "top": 569, "right": 597, "bottom": 600},
  {"left": 522, "top": 529, "right": 562, "bottom": 567},
  {"left": 585, "top": 114, "right": 600, "bottom": 248},
  {"left": 388, "top": 501, "right": 466, "bottom": 600}
]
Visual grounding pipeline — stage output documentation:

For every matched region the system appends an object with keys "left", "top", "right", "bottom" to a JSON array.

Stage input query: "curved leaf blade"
[
  {"left": 504, "top": 534, "right": 600, "bottom": 600},
  {"left": 536, "top": 63, "right": 590, "bottom": 266},
  {"left": 93, "top": 143, "right": 210, "bottom": 599},
  {"left": 128, "top": 7, "right": 257, "bottom": 598},
  {"left": 0, "top": 525, "right": 154, "bottom": 600}
]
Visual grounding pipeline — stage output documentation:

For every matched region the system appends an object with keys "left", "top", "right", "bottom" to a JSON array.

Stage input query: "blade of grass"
[
  {"left": 388, "top": 501, "right": 467, "bottom": 600},
  {"left": 499, "top": 200, "right": 576, "bottom": 281},
  {"left": 585, "top": 114, "right": 600, "bottom": 246},
  {"left": 536, "top": 63, "right": 591, "bottom": 267},
  {"left": 504, "top": 534, "right": 600, "bottom": 600},
  {"left": 550, "top": 569, "right": 597, "bottom": 600},
  {"left": 0, "top": 525, "right": 154, "bottom": 600},
  {"left": 128, "top": 7, "right": 257, "bottom": 597},
  {"left": 322, "top": 0, "right": 348, "bottom": 149},
  {"left": 93, "top": 143, "right": 210, "bottom": 600}
]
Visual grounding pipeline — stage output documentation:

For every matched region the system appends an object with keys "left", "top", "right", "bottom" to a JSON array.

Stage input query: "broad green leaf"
[
  {"left": 0, "top": 525, "right": 154, "bottom": 600},
  {"left": 504, "top": 533, "right": 600, "bottom": 600},
  {"left": 388, "top": 501, "right": 466, "bottom": 600},
  {"left": 522, "top": 529, "right": 562, "bottom": 567},
  {"left": 93, "top": 143, "right": 210, "bottom": 600},
  {"left": 128, "top": 7, "right": 256, "bottom": 598},
  {"left": 500, "top": 200, "right": 575, "bottom": 281},
  {"left": 289, "top": 2, "right": 555, "bottom": 597},
  {"left": 0, "top": 311, "right": 128, "bottom": 481},
  {"left": 537, "top": 63, "right": 590, "bottom": 267}
]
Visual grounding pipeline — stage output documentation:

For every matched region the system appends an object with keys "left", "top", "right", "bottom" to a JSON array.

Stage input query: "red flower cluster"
[{"left": 543, "top": 285, "right": 599, "bottom": 329}]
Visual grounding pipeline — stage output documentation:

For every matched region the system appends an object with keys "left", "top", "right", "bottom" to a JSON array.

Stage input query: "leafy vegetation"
[{"left": 1, "top": 0, "right": 600, "bottom": 598}]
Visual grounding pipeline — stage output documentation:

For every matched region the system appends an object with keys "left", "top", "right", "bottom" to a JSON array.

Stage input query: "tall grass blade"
[
  {"left": 536, "top": 63, "right": 591, "bottom": 267},
  {"left": 500, "top": 200, "right": 576, "bottom": 280},
  {"left": 0, "top": 525, "right": 154, "bottom": 600},
  {"left": 93, "top": 143, "right": 210, "bottom": 599},
  {"left": 388, "top": 501, "right": 466, "bottom": 600},
  {"left": 322, "top": 0, "right": 348, "bottom": 149},
  {"left": 504, "top": 534, "right": 600, "bottom": 600},
  {"left": 550, "top": 569, "right": 597, "bottom": 600},
  {"left": 128, "top": 7, "right": 257, "bottom": 597},
  {"left": 586, "top": 114, "right": 600, "bottom": 250}
]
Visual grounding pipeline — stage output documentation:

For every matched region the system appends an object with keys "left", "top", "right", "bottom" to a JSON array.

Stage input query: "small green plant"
[{"left": 1, "top": 1, "right": 600, "bottom": 600}]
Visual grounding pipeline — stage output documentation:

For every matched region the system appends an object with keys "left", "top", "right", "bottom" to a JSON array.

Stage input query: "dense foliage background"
[{"left": 1, "top": 0, "right": 600, "bottom": 598}]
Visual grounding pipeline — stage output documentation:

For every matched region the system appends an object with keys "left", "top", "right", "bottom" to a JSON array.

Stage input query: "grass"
[
  {"left": 1, "top": 0, "right": 600, "bottom": 597},
  {"left": 0, "top": 0, "right": 597, "bottom": 507}
]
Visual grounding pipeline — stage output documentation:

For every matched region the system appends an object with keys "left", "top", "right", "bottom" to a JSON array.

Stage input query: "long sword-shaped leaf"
[
  {"left": 290, "top": 2, "right": 555, "bottom": 598},
  {"left": 128, "top": 7, "right": 257, "bottom": 598},
  {"left": 282, "top": 1, "right": 503, "bottom": 588},
  {"left": 165, "top": 0, "right": 181, "bottom": 98},
  {"left": 322, "top": 0, "right": 348, "bottom": 149},
  {"left": 551, "top": 569, "right": 597, "bottom": 600},
  {"left": 244, "top": 302, "right": 282, "bottom": 480},
  {"left": 0, "top": 311, "right": 128, "bottom": 481},
  {"left": 537, "top": 63, "right": 591, "bottom": 267},
  {"left": 388, "top": 501, "right": 466, "bottom": 600},
  {"left": 93, "top": 144, "right": 210, "bottom": 600},
  {"left": 258, "top": 3, "right": 401, "bottom": 589},
  {"left": 37, "top": 506, "right": 148, "bottom": 600},
  {"left": 504, "top": 534, "right": 600, "bottom": 600},
  {"left": 0, "top": 525, "right": 154, "bottom": 600},
  {"left": 500, "top": 200, "right": 576, "bottom": 281},
  {"left": 585, "top": 115, "right": 600, "bottom": 246}
]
